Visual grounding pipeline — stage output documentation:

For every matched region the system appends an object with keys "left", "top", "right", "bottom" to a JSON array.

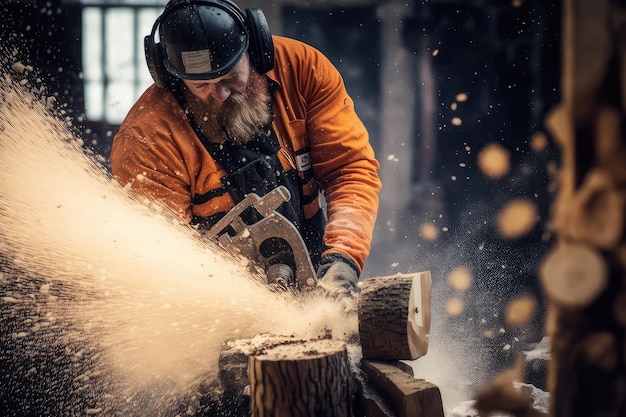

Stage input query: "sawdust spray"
[{"left": 0, "top": 70, "right": 355, "bottom": 414}]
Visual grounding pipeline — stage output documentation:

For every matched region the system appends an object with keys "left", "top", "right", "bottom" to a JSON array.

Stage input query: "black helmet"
[{"left": 160, "top": 0, "right": 249, "bottom": 80}]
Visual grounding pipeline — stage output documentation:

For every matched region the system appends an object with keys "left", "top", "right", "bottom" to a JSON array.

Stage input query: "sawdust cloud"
[{"left": 0, "top": 71, "right": 355, "bottom": 414}]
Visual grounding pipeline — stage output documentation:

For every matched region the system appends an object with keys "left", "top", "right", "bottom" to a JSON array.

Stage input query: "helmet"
[
  {"left": 145, "top": 0, "right": 274, "bottom": 88},
  {"left": 160, "top": 0, "right": 249, "bottom": 80}
]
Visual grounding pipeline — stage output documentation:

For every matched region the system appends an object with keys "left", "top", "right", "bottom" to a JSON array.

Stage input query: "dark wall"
[
  {"left": 1, "top": 0, "right": 84, "bottom": 121},
  {"left": 402, "top": 0, "right": 561, "bottom": 226}
]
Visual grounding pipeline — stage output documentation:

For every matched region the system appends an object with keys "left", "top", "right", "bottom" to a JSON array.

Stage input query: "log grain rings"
[
  {"left": 540, "top": 242, "right": 608, "bottom": 309},
  {"left": 358, "top": 272, "right": 432, "bottom": 360}
]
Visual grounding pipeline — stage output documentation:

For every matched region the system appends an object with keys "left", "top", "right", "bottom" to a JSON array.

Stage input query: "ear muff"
[
  {"left": 144, "top": 0, "right": 274, "bottom": 89},
  {"left": 246, "top": 8, "right": 275, "bottom": 74},
  {"left": 144, "top": 1, "right": 185, "bottom": 89},
  {"left": 144, "top": 32, "right": 175, "bottom": 89}
]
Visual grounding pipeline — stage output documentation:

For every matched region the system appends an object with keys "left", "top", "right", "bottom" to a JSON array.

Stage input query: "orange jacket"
[{"left": 111, "top": 36, "right": 381, "bottom": 271}]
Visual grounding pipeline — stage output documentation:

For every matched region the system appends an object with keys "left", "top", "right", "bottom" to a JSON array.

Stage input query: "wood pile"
[
  {"left": 476, "top": 0, "right": 626, "bottom": 415},
  {"left": 541, "top": 0, "right": 626, "bottom": 415},
  {"left": 206, "top": 271, "right": 444, "bottom": 416}
]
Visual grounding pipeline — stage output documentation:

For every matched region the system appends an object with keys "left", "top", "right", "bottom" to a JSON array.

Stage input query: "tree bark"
[{"left": 358, "top": 271, "right": 432, "bottom": 360}]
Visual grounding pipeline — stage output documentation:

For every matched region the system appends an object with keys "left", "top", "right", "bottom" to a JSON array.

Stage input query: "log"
[
  {"left": 358, "top": 271, "right": 432, "bottom": 360},
  {"left": 361, "top": 360, "right": 444, "bottom": 417},
  {"left": 352, "top": 360, "right": 419, "bottom": 417},
  {"left": 210, "top": 272, "right": 435, "bottom": 416},
  {"left": 248, "top": 338, "right": 352, "bottom": 417},
  {"left": 539, "top": 242, "right": 609, "bottom": 308}
]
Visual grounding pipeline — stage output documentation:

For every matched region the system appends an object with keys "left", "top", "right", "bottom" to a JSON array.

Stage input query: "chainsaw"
[{"left": 204, "top": 186, "right": 318, "bottom": 291}]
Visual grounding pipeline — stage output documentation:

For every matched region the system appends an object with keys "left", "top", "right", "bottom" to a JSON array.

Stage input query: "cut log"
[
  {"left": 361, "top": 360, "right": 444, "bottom": 417},
  {"left": 248, "top": 338, "right": 351, "bottom": 417},
  {"left": 212, "top": 335, "right": 304, "bottom": 416},
  {"left": 539, "top": 243, "right": 608, "bottom": 308},
  {"left": 358, "top": 271, "right": 432, "bottom": 360}
]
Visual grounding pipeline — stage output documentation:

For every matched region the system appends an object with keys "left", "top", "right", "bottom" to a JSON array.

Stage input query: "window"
[{"left": 81, "top": 2, "right": 163, "bottom": 124}]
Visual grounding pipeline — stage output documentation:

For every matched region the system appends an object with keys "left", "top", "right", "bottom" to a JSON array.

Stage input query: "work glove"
[{"left": 316, "top": 253, "right": 360, "bottom": 302}]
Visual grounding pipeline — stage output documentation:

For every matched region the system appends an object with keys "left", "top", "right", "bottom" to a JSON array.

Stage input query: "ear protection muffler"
[{"left": 144, "top": 0, "right": 274, "bottom": 89}]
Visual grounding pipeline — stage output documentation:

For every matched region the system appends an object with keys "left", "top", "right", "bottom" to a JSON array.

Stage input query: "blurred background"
[{"left": 1, "top": 0, "right": 562, "bottom": 408}]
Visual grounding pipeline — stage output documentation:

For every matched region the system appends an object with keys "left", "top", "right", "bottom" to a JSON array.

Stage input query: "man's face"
[
  {"left": 183, "top": 53, "right": 250, "bottom": 103},
  {"left": 181, "top": 53, "right": 272, "bottom": 145}
]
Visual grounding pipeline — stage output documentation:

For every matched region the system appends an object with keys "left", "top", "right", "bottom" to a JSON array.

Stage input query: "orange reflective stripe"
[
  {"left": 302, "top": 177, "right": 318, "bottom": 196},
  {"left": 303, "top": 194, "right": 321, "bottom": 219},
  {"left": 192, "top": 193, "right": 235, "bottom": 218}
]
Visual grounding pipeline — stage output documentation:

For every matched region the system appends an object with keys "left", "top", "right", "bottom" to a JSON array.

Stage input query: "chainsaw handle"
[{"left": 205, "top": 186, "right": 291, "bottom": 239}]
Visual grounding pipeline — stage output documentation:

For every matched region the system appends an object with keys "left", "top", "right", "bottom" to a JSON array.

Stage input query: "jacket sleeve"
[
  {"left": 110, "top": 101, "right": 195, "bottom": 220},
  {"left": 299, "top": 45, "right": 382, "bottom": 272}
]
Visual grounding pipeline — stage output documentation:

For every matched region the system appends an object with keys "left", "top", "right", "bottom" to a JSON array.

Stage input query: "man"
[{"left": 110, "top": 0, "right": 381, "bottom": 299}]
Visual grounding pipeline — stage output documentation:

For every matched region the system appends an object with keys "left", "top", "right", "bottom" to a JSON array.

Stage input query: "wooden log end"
[
  {"left": 359, "top": 271, "right": 432, "bottom": 361},
  {"left": 250, "top": 338, "right": 346, "bottom": 361},
  {"left": 408, "top": 271, "right": 432, "bottom": 358},
  {"left": 539, "top": 243, "right": 608, "bottom": 308}
]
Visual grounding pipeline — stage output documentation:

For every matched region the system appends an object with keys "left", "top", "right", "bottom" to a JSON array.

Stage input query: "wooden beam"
[{"left": 361, "top": 360, "right": 444, "bottom": 417}]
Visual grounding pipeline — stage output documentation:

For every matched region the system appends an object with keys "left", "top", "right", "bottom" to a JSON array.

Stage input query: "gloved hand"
[{"left": 316, "top": 253, "right": 360, "bottom": 301}]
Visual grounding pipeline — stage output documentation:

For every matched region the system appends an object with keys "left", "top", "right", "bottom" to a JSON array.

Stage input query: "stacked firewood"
[
  {"left": 475, "top": 1, "right": 626, "bottom": 416},
  {"left": 540, "top": 0, "right": 626, "bottom": 415}
]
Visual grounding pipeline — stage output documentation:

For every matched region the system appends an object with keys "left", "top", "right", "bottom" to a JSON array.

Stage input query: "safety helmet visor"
[{"left": 160, "top": 3, "right": 249, "bottom": 80}]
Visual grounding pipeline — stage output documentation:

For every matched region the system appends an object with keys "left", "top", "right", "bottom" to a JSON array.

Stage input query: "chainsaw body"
[{"left": 204, "top": 186, "right": 318, "bottom": 290}]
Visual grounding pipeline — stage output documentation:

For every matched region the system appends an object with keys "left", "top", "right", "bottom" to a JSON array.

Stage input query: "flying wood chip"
[
  {"left": 477, "top": 142, "right": 511, "bottom": 179},
  {"left": 496, "top": 198, "right": 539, "bottom": 239}
]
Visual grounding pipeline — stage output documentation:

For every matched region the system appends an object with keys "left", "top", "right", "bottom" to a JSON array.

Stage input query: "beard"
[{"left": 184, "top": 69, "right": 272, "bottom": 145}]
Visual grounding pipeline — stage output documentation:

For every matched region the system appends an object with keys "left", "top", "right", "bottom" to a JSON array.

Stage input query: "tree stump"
[
  {"left": 358, "top": 271, "right": 432, "bottom": 360},
  {"left": 248, "top": 338, "right": 351, "bottom": 417}
]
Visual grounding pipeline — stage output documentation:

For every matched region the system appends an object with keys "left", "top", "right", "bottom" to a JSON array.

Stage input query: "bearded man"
[{"left": 110, "top": 0, "right": 381, "bottom": 299}]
